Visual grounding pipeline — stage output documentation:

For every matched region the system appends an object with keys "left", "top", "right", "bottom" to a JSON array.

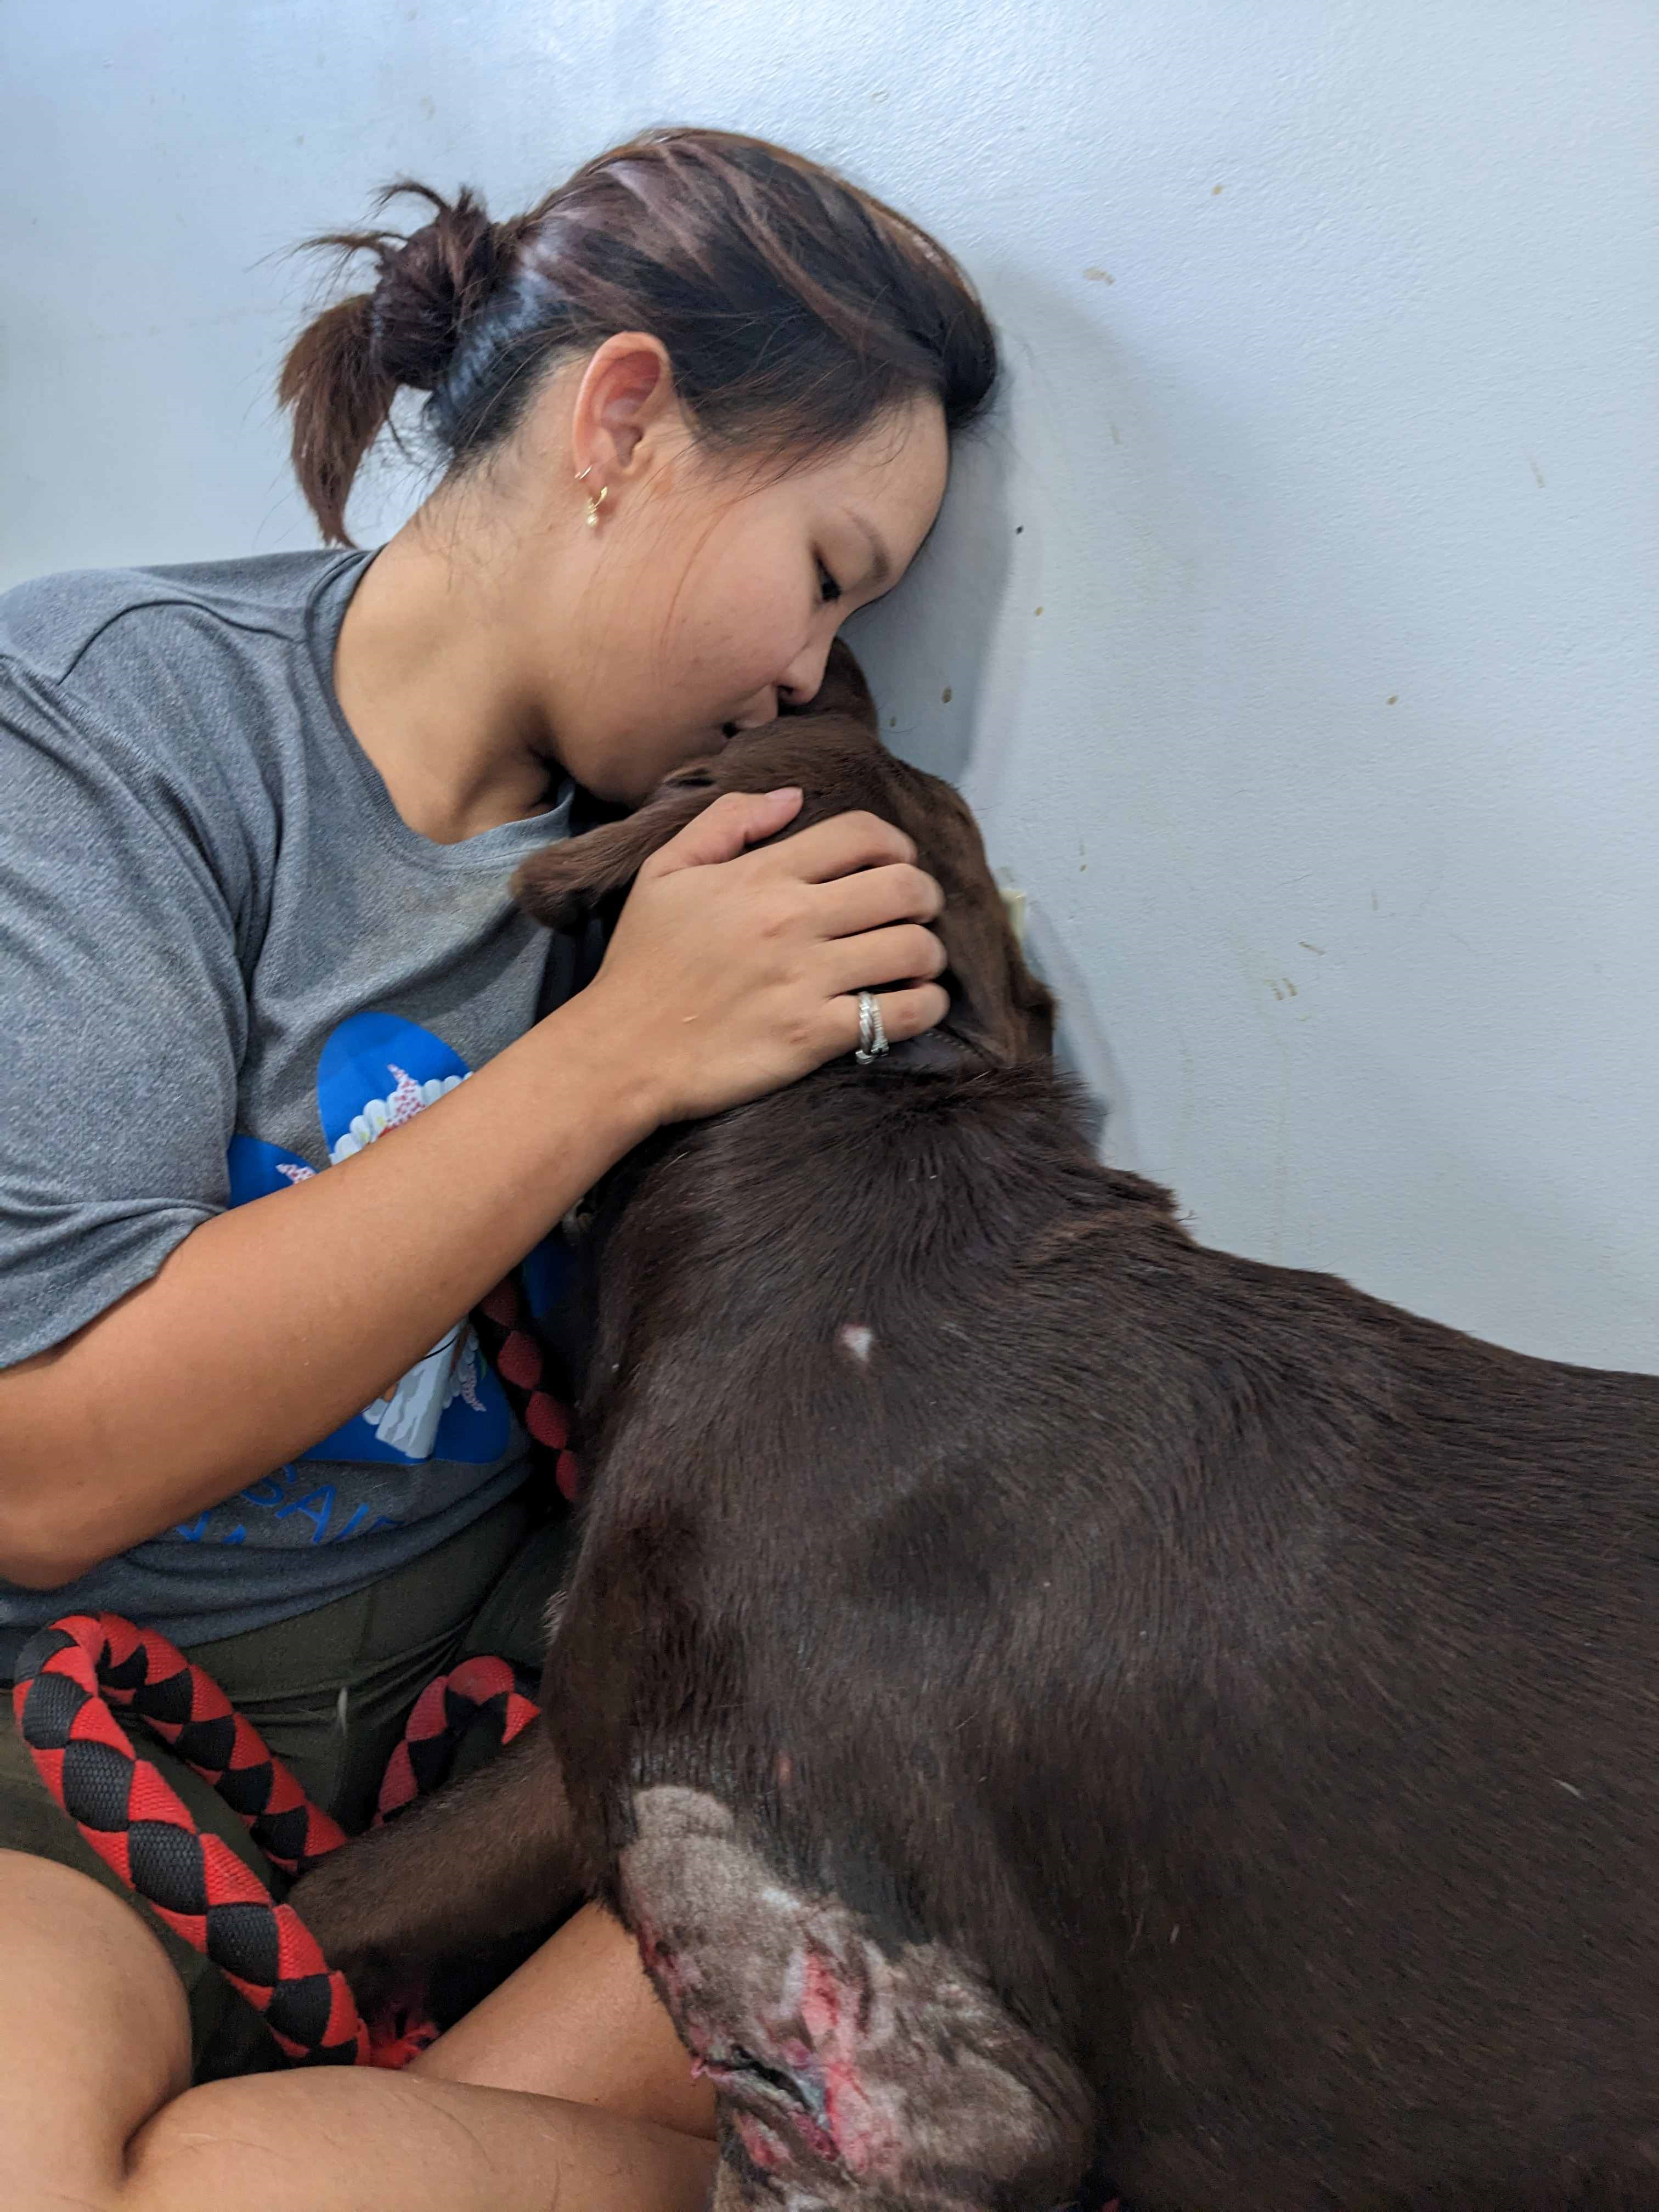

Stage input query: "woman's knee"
[{"left": 0, "top": 1849, "right": 191, "bottom": 2202}]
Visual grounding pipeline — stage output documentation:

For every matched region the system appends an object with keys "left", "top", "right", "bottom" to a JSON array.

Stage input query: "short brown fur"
[{"left": 296, "top": 646, "right": 1659, "bottom": 2210}]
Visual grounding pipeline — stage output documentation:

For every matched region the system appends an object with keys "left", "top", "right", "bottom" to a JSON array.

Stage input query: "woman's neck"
[{"left": 331, "top": 505, "right": 566, "bottom": 844}]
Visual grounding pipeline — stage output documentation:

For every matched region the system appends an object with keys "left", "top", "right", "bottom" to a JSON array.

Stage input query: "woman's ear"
[{"left": 512, "top": 779, "right": 716, "bottom": 928}]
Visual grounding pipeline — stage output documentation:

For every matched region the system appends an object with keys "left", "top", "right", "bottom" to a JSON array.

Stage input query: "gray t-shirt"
[{"left": 0, "top": 549, "right": 583, "bottom": 1663}]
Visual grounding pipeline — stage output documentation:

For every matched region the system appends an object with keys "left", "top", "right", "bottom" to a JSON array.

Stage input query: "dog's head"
[{"left": 514, "top": 642, "right": 1054, "bottom": 1070}]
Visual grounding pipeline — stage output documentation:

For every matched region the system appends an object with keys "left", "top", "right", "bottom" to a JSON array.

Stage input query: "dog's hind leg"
[{"left": 618, "top": 1785, "right": 1096, "bottom": 2212}]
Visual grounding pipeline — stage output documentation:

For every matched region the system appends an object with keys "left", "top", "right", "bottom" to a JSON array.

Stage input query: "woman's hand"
[{"left": 582, "top": 787, "right": 950, "bottom": 1126}]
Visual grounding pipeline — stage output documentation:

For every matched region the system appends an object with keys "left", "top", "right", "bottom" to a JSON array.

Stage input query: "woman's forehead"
[{"left": 802, "top": 403, "right": 949, "bottom": 560}]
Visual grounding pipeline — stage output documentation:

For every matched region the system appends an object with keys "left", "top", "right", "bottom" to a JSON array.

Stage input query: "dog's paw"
[{"left": 286, "top": 1862, "right": 417, "bottom": 2019}]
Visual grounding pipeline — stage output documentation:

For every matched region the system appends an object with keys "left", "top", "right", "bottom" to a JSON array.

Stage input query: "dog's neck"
[
  {"left": 879, "top": 1025, "right": 986, "bottom": 1077},
  {"left": 578, "top": 1056, "right": 1104, "bottom": 1362}
]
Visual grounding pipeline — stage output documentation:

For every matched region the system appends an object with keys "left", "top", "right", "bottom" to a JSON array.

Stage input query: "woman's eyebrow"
[{"left": 844, "top": 509, "right": 893, "bottom": 588}]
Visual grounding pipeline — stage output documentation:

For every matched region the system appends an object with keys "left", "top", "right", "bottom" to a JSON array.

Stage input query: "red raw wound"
[
  {"left": 799, "top": 1946, "right": 900, "bottom": 2174},
  {"left": 733, "top": 2111, "right": 790, "bottom": 2172}
]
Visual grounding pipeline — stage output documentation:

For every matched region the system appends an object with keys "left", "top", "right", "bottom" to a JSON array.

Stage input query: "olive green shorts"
[{"left": 0, "top": 1491, "right": 579, "bottom": 2080}]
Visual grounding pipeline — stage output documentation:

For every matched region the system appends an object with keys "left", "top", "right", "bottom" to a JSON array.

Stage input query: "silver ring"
[{"left": 854, "top": 989, "right": 889, "bottom": 1065}]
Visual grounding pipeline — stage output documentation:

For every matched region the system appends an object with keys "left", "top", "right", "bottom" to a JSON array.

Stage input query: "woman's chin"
[{"left": 577, "top": 726, "right": 735, "bottom": 809}]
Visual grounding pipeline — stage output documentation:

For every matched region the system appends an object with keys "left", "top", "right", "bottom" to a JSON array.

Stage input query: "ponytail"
[{"left": 279, "top": 131, "right": 998, "bottom": 546}]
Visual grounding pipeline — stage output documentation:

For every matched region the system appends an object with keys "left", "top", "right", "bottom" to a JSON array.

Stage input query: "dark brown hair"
[{"left": 279, "top": 127, "right": 999, "bottom": 545}]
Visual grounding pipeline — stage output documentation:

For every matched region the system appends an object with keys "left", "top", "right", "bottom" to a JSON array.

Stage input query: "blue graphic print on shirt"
[{"left": 224, "top": 1011, "right": 511, "bottom": 1473}]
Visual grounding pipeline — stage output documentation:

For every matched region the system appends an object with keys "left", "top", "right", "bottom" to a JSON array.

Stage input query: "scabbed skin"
[{"left": 619, "top": 1787, "right": 1094, "bottom": 2211}]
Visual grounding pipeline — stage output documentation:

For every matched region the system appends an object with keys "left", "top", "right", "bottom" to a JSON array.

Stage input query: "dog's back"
[
  {"left": 553, "top": 1028, "right": 1659, "bottom": 2208},
  {"left": 992, "top": 1203, "right": 1659, "bottom": 2205},
  {"left": 337, "top": 641, "right": 1656, "bottom": 2206},
  {"left": 290, "top": 650, "right": 1659, "bottom": 2205},
  {"left": 527, "top": 663, "right": 1659, "bottom": 2208}
]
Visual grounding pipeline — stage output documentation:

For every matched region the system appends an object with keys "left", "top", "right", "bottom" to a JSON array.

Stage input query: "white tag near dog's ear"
[{"left": 998, "top": 876, "right": 1030, "bottom": 949}]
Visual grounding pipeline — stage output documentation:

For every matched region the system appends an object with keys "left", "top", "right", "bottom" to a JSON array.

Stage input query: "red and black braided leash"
[
  {"left": 12, "top": 1271, "right": 565, "bottom": 2068},
  {"left": 12, "top": 1627, "right": 1126, "bottom": 2200},
  {"left": 11, "top": 1613, "right": 541, "bottom": 2066},
  {"left": 474, "top": 1273, "right": 583, "bottom": 1505}
]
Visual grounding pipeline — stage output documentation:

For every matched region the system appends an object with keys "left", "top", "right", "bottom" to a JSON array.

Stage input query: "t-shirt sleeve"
[{"left": 0, "top": 654, "right": 250, "bottom": 1365}]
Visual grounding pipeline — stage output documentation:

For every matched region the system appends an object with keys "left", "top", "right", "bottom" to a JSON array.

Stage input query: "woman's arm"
[
  {"left": 0, "top": 990, "right": 650, "bottom": 1587},
  {"left": 0, "top": 791, "right": 947, "bottom": 1587}
]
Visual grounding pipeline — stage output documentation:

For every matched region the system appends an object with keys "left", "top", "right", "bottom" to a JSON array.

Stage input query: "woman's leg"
[
  {"left": 126, "top": 2070, "right": 714, "bottom": 2212},
  {"left": 0, "top": 1848, "right": 191, "bottom": 2207},
  {"left": 0, "top": 1850, "right": 713, "bottom": 2212},
  {"left": 414, "top": 1899, "right": 717, "bottom": 2137}
]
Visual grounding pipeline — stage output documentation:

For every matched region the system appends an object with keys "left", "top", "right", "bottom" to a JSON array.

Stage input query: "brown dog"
[{"left": 294, "top": 646, "right": 1659, "bottom": 2210}]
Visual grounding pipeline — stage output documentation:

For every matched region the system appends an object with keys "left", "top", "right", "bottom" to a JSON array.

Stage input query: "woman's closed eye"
[{"left": 816, "top": 557, "right": 843, "bottom": 605}]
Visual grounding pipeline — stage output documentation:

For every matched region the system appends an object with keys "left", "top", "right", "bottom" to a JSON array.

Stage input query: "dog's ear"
[
  {"left": 935, "top": 891, "right": 1057, "bottom": 1067},
  {"left": 512, "top": 774, "right": 721, "bottom": 930},
  {"left": 895, "top": 771, "right": 1057, "bottom": 1067}
]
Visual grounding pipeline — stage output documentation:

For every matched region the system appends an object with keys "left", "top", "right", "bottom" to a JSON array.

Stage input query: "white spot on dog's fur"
[{"left": 837, "top": 1323, "right": 876, "bottom": 1365}]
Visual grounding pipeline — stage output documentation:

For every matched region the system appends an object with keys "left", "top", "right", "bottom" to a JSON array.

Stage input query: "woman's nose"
[{"left": 777, "top": 637, "right": 834, "bottom": 710}]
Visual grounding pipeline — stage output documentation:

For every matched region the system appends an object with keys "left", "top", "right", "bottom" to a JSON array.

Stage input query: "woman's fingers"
[
  {"left": 584, "top": 800, "right": 952, "bottom": 1127},
  {"left": 642, "top": 787, "right": 804, "bottom": 877},
  {"left": 833, "top": 983, "right": 952, "bottom": 1056},
  {"left": 825, "top": 923, "right": 948, "bottom": 998},
  {"left": 813, "top": 860, "right": 943, "bottom": 939},
  {"left": 764, "top": 809, "right": 918, "bottom": 884}
]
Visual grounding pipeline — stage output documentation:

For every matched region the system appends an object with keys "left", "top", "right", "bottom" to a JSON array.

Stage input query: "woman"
[{"left": 0, "top": 127, "right": 996, "bottom": 2206}]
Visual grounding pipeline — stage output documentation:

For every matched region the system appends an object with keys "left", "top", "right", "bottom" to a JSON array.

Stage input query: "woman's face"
[{"left": 507, "top": 343, "right": 950, "bottom": 804}]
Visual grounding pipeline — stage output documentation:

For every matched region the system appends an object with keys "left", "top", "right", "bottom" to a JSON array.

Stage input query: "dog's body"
[{"left": 294, "top": 652, "right": 1659, "bottom": 2210}]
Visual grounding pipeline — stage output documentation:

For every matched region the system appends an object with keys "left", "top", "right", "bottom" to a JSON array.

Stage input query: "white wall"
[{"left": 3, "top": 0, "right": 1655, "bottom": 1372}]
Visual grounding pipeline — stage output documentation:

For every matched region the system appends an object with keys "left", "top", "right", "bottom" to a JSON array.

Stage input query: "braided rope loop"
[
  {"left": 14, "top": 1613, "right": 368, "bottom": 2064},
  {"left": 9, "top": 1269, "right": 565, "bottom": 2068},
  {"left": 14, "top": 1613, "right": 544, "bottom": 2068}
]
